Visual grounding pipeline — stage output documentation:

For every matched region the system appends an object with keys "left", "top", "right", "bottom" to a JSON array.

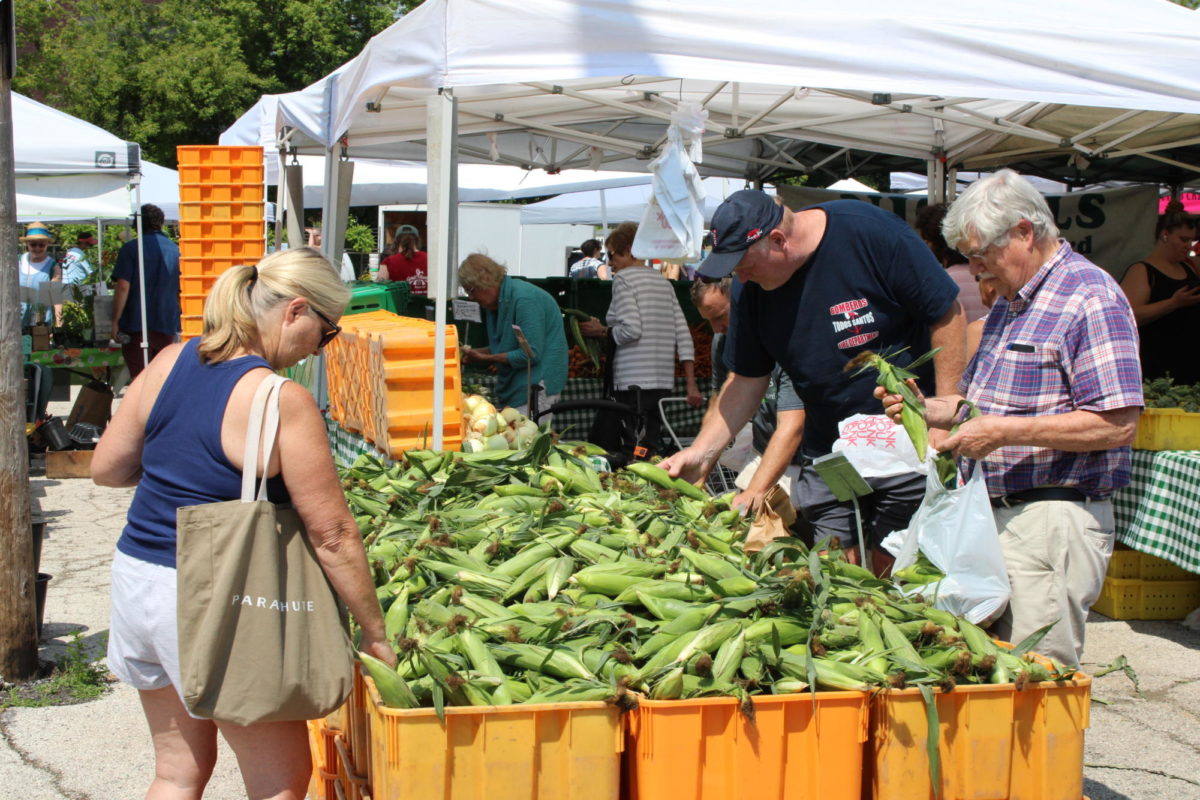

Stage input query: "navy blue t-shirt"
[
  {"left": 114, "top": 231, "right": 181, "bottom": 335},
  {"left": 725, "top": 200, "right": 958, "bottom": 458}
]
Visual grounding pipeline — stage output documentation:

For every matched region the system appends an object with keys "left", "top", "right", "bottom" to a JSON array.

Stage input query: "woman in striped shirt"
[{"left": 580, "top": 223, "right": 702, "bottom": 460}]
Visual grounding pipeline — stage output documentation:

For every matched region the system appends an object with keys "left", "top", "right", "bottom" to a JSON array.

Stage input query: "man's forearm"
[
  {"left": 692, "top": 373, "right": 769, "bottom": 458},
  {"left": 746, "top": 410, "right": 804, "bottom": 495},
  {"left": 992, "top": 407, "right": 1140, "bottom": 452},
  {"left": 929, "top": 300, "right": 967, "bottom": 396}
]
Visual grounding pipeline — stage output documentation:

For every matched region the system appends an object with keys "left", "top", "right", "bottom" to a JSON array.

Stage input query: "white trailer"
[{"left": 377, "top": 203, "right": 592, "bottom": 279}]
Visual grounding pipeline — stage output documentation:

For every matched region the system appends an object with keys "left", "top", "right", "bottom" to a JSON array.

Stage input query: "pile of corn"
[{"left": 344, "top": 433, "right": 1071, "bottom": 712}]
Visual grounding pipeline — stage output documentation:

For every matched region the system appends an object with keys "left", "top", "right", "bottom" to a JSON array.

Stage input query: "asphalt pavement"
[{"left": 1, "top": 391, "right": 1197, "bottom": 800}]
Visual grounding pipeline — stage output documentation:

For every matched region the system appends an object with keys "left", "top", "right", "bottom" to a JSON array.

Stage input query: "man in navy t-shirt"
[
  {"left": 112, "top": 204, "right": 181, "bottom": 379},
  {"left": 661, "top": 190, "right": 966, "bottom": 569}
]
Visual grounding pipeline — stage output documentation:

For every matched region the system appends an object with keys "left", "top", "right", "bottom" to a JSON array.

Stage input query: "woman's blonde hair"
[
  {"left": 457, "top": 252, "right": 506, "bottom": 290},
  {"left": 198, "top": 247, "right": 350, "bottom": 364}
]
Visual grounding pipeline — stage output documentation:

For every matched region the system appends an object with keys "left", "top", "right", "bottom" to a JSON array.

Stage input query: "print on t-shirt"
[{"left": 829, "top": 298, "right": 879, "bottom": 350}]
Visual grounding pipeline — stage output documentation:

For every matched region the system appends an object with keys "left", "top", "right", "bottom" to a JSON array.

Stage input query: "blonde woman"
[{"left": 93, "top": 247, "right": 393, "bottom": 800}]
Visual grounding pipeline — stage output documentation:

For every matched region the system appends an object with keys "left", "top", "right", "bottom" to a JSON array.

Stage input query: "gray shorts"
[
  {"left": 793, "top": 467, "right": 925, "bottom": 549},
  {"left": 107, "top": 549, "right": 188, "bottom": 700}
]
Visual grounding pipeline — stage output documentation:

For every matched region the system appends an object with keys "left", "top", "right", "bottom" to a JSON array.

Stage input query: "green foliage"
[
  {"left": 344, "top": 219, "right": 377, "bottom": 253},
  {"left": 0, "top": 633, "right": 110, "bottom": 709},
  {"left": 14, "top": 1, "right": 410, "bottom": 166}
]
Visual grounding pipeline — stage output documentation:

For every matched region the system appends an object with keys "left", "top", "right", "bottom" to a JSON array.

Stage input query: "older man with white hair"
[{"left": 880, "top": 169, "right": 1143, "bottom": 665}]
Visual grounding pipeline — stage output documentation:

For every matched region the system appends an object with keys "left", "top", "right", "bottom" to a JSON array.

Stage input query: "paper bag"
[
  {"left": 66, "top": 380, "right": 114, "bottom": 431},
  {"left": 744, "top": 486, "right": 795, "bottom": 552}
]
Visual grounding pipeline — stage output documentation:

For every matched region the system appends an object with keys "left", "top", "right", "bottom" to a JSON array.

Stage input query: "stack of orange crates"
[
  {"left": 324, "top": 310, "right": 464, "bottom": 456},
  {"left": 175, "top": 146, "right": 266, "bottom": 340}
]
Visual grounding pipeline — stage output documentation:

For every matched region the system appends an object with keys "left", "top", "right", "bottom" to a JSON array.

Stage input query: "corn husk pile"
[{"left": 344, "top": 433, "right": 1073, "bottom": 714}]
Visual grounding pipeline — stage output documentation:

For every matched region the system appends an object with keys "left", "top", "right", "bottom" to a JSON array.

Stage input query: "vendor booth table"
[
  {"left": 26, "top": 347, "right": 125, "bottom": 371},
  {"left": 1114, "top": 450, "right": 1200, "bottom": 575}
]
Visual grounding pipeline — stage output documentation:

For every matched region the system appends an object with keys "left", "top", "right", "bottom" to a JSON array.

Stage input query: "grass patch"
[{"left": 0, "top": 632, "right": 111, "bottom": 709}]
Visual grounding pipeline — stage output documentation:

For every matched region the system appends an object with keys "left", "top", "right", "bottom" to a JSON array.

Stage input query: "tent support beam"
[
  {"left": 428, "top": 91, "right": 458, "bottom": 451},
  {"left": 1090, "top": 114, "right": 1183, "bottom": 156}
]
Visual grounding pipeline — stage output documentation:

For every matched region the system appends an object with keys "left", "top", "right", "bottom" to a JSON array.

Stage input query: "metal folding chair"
[{"left": 657, "top": 397, "right": 739, "bottom": 496}]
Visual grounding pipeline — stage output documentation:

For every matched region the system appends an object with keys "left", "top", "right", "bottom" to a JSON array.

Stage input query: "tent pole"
[
  {"left": 96, "top": 218, "right": 104, "bottom": 291},
  {"left": 428, "top": 90, "right": 458, "bottom": 451},
  {"left": 133, "top": 178, "right": 150, "bottom": 368},
  {"left": 275, "top": 149, "right": 287, "bottom": 251},
  {"left": 600, "top": 188, "right": 608, "bottom": 245},
  {"left": 319, "top": 146, "right": 340, "bottom": 262}
]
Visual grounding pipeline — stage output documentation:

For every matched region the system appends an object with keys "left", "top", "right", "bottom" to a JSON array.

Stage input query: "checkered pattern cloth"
[{"left": 1114, "top": 449, "right": 1200, "bottom": 575}]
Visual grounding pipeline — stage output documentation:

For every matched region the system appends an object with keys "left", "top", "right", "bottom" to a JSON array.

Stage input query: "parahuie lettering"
[{"left": 231, "top": 594, "right": 316, "bottom": 612}]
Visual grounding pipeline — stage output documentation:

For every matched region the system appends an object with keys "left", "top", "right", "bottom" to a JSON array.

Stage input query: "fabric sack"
[
  {"left": 176, "top": 374, "right": 353, "bottom": 726},
  {"left": 891, "top": 464, "right": 1011, "bottom": 625}
]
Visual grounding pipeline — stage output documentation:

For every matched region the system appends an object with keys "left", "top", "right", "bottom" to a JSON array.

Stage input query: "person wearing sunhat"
[
  {"left": 18, "top": 222, "right": 62, "bottom": 328},
  {"left": 61, "top": 231, "right": 98, "bottom": 285},
  {"left": 659, "top": 190, "right": 967, "bottom": 572},
  {"left": 378, "top": 224, "right": 428, "bottom": 294}
]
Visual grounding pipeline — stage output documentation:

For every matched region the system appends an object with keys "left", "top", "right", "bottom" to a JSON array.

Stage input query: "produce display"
[
  {"left": 460, "top": 394, "right": 540, "bottom": 452},
  {"left": 342, "top": 433, "right": 1074, "bottom": 715},
  {"left": 1143, "top": 375, "right": 1200, "bottom": 411}
]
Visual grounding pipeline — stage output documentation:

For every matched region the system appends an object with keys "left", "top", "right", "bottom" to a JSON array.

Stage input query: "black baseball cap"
[{"left": 698, "top": 190, "right": 784, "bottom": 278}]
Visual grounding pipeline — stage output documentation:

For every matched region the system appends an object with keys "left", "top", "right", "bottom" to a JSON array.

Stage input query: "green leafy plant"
[
  {"left": 344, "top": 220, "right": 377, "bottom": 254},
  {"left": 0, "top": 632, "right": 110, "bottom": 709}
]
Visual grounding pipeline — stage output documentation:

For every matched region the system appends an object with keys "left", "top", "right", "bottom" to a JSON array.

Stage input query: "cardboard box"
[
  {"left": 45, "top": 450, "right": 94, "bottom": 479},
  {"left": 31, "top": 325, "right": 51, "bottom": 351}
]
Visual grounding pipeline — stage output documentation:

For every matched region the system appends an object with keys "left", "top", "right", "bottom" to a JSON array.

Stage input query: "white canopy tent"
[
  {"left": 519, "top": 176, "right": 765, "bottom": 226},
  {"left": 222, "top": 0, "right": 1200, "bottom": 447},
  {"left": 12, "top": 91, "right": 170, "bottom": 364},
  {"left": 281, "top": 155, "right": 654, "bottom": 208}
]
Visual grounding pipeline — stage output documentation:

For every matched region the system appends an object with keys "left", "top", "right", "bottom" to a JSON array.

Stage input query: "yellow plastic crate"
[
  {"left": 869, "top": 673, "right": 1091, "bottom": 800},
  {"left": 1106, "top": 544, "right": 1197, "bottom": 581},
  {"left": 1093, "top": 576, "right": 1200, "bottom": 620},
  {"left": 1133, "top": 407, "right": 1200, "bottom": 450},
  {"left": 363, "top": 676, "right": 623, "bottom": 800},
  {"left": 306, "top": 718, "right": 339, "bottom": 800},
  {"left": 626, "top": 691, "right": 869, "bottom": 800}
]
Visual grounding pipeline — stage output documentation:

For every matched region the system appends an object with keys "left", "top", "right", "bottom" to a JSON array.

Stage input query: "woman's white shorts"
[{"left": 107, "top": 548, "right": 184, "bottom": 694}]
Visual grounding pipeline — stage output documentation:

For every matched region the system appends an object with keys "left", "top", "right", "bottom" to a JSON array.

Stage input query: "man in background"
[
  {"left": 112, "top": 204, "right": 180, "bottom": 378},
  {"left": 61, "top": 232, "right": 97, "bottom": 285}
]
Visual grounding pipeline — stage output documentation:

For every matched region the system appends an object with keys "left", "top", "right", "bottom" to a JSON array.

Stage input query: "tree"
[{"left": 14, "top": 1, "right": 418, "bottom": 166}]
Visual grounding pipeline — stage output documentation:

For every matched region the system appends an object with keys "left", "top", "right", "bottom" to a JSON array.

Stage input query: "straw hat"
[{"left": 21, "top": 222, "right": 54, "bottom": 242}]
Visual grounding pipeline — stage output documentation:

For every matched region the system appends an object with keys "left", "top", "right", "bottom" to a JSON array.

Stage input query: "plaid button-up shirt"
[{"left": 960, "top": 241, "right": 1143, "bottom": 498}]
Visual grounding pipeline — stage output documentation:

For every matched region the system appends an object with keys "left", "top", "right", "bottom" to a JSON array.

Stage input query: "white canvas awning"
[{"left": 222, "top": 0, "right": 1200, "bottom": 187}]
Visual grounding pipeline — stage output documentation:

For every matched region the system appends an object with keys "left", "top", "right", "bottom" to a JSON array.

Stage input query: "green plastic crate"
[{"left": 345, "top": 284, "right": 394, "bottom": 316}]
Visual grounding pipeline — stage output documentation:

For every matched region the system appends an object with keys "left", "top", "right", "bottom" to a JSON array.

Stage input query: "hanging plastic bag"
[
  {"left": 633, "top": 104, "right": 708, "bottom": 263},
  {"left": 891, "top": 465, "right": 1011, "bottom": 625},
  {"left": 832, "top": 413, "right": 928, "bottom": 477}
]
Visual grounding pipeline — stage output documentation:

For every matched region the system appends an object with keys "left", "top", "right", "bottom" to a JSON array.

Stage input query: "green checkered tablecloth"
[
  {"left": 326, "top": 416, "right": 384, "bottom": 468},
  {"left": 463, "top": 372, "right": 704, "bottom": 445},
  {"left": 1113, "top": 449, "right": 1200, "bottom": 575}
]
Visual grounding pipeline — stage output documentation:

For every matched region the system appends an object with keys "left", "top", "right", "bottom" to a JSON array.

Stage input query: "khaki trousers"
[{"left": 991, "top": 499, "right": 1114, "bottom": 666}]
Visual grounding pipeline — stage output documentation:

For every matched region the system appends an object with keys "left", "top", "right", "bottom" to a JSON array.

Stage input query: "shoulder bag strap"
[{"left": 240, "top": 373, "right": 290, "bottom": 503}]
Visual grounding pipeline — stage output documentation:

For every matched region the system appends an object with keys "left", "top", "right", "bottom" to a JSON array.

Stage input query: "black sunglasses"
[{"left": 310, "top": 306, "right": 341, "bottom": 349}]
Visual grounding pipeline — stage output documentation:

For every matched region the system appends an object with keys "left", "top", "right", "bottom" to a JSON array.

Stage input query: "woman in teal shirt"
[{"left": 458, "top": 253, "right": 568, "bottom": 417}]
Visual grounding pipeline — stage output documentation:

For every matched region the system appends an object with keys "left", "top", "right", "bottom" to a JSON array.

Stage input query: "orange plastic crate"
[
  {"left": 177, "top": 163, "right": 265, "bottom": 185},
  {"left": 180, "top": 314, "right": 204, "bottom": 334},
  {"left": 306, "top": 718, "right": 339, "bottom": 800},
  {"left": 178, "top": 219, "right": 264, "bottom": 240},
  {"left": 179, "top": 257, "right": 242, "bottom": 277},
  {"left": 178, "top": 201, "right": 264, "bottom": 222},
  {"left": 180, "top": 294, "right": 207, "bottom": 317},
  {"left": 180, "top": 274, "right": 218, "bottom": 295},
  {"left": 177, "top": 145, "right": 263, "bottom": 168},
  {"left": 178, "top": 239, "right": 264, "bottom": 261},
  {"left": 868, "top": 674, "right": 1091, "bottom": 800},
  {"left": 178, "top": 183, "right": 264, "bottom": 204},
  {"left": 363, "top": 676, "right": 622, "bottom": 800},
  {"left": 627, "top": 692, "right": 869, "bottom": 800}
]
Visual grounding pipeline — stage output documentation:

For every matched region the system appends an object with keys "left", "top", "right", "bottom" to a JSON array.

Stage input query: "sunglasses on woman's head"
[{"left": 310, "top": 306, "right": 341, "bottom": 349}]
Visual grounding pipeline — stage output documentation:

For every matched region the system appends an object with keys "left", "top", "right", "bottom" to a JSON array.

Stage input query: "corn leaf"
[
  {"left": 1010, "top": 621, "right": 1057, "bottom": 657},
  {"left": 919, "top": 684, "right": 941, "bottom": 797}
]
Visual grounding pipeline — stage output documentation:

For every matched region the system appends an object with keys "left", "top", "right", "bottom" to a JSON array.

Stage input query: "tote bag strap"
[{"left": 240, "top": 373, "right": 290, "bottom": 503}]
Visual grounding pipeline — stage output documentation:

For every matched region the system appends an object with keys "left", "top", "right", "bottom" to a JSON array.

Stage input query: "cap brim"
[{"left": 697, "top": 249, "right": 743, "bottom": 279}]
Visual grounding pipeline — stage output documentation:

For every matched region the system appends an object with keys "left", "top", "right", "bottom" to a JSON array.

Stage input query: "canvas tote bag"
[{"left": 176, "top": 373, "right": 353, "bottom": 726}]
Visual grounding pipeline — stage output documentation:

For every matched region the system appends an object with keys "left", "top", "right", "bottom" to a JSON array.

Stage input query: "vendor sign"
[{"left": 778, "top": 183, "right": 1158, "bottom": 280}]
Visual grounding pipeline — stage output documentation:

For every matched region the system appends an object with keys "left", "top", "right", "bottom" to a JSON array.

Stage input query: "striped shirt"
[
  {"left": 607, "top": 266, "right": 695, "bottom": 390},
  {"left": 960, "top": 241, "right": 1143, "bottom": 498}
]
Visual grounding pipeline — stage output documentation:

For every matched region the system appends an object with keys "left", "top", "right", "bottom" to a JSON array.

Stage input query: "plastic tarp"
[{"left": 221, "top": 0, "right": 1200, "bottom": 183}]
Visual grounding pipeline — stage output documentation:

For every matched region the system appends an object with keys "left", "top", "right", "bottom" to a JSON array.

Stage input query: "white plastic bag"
[
  {"left": 632, "top": 104, "right": 707, "bottom": 263},
  {"left": 892, "top": 466, "right": 1011, "bottom": 625},
  {"left": 832, "top": 413, "right": 927, "bottom": 477}
]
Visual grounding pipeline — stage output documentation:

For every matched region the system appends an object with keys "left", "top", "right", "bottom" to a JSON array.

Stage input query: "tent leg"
[
  {"left": 428, "top": 91, "right": 458, "bottom": 452},
  {"left": 133, "top": 180, "right": 150, "bottom": 368}
]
